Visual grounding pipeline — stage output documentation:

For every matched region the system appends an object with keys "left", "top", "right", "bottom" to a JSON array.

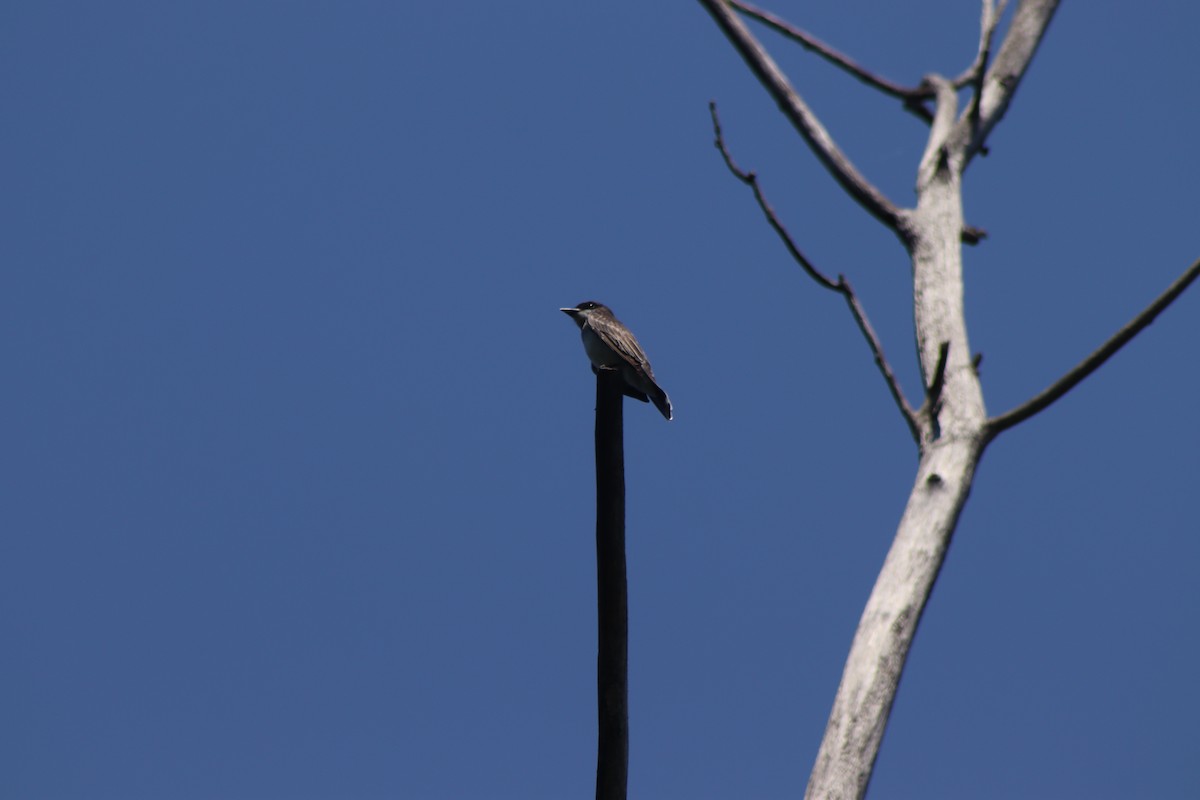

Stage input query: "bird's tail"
[{"left": 650, "top": 385, "right": 673, "bottom": 421}]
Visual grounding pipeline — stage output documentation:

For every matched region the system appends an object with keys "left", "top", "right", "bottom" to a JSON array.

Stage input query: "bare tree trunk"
[
  {"left": 808, "top": 437, "right": 982, "bottom": 798},
  {"left": 808, "top": 83, "right": 992, "bottom": 798},
  {"left": 699, "top": 1, "right": 1199, "bottom": 798}
]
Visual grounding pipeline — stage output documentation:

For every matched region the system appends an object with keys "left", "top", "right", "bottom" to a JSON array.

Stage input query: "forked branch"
[
  {"left": 698, "top": 0, "right": 908, "bottom": 242},
  {"left": 953, "top": 0, "right": 1009, "bottom": 89},
  {"left": 953, "top": 0, "right": 1062, "bottom": 166},
  {"left": 728, "top": 0, "right": 935, "bottom": 122},
  {"left": 710, "top": 102, "right": 920, "bottom": 442},
  {"left": 987, "top": 257, "right": 1200, "bottom": 438},
  {"left": 959, "top": 0, "right": 1008, "bottom": 145}
]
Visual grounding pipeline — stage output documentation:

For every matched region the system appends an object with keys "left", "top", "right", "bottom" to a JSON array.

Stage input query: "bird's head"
[{"left": 559, "top": 300, "right": 610, "bottom": 328}]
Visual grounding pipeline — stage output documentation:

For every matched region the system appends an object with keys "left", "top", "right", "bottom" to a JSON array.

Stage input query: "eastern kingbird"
[{"left": 561, "top": 301, "right": 673, "bottom": 421}]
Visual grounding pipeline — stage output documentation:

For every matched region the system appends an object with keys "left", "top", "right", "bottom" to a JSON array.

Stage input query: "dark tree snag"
[{"left": 594, "top": 370, "right": 628, "bottom": 800}]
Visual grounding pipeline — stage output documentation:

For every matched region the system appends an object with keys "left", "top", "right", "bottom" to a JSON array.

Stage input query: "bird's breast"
[{"left": 581, "top": 326, "right": 620, "bottom": 368}]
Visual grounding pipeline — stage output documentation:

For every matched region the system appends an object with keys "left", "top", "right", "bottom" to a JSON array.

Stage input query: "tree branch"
[
  {"left": 962, "top": 224, "right": 988, "bottom": 245},
  {"left": 987, "top": 257, "right": 1200, "bottom": 438},
  {"left": 839, "top": 278, "right": 921, "bottom": 444},
  {"left": 953, "top": 0, "right": 1009, "bottom": 89},
  {"left": 951, "top": 0, "right": 1062, "bottom": 166},
  {"left": 958, "top": 0, "right": 1008, "bottom": 150},
  {"left": 915, "top": 75, "right": 960, "bottom": 189},
  {"left": 710, "top": 102, "right": 921, "bottom": 442},
  {"left": 710, "top": 102, "right": 837, "bottom": 291},
  {"left": 926, "top": 341, "right": 951, "bottom": 409},
  {"left": 919, "top": 341, "right": 950, "bottom": 442},
  {"left": 728, "top": 0, "right": 934, "bottom": 122},
  {"left": 699, "top": 0, "right": 909, "bottom": 242}
]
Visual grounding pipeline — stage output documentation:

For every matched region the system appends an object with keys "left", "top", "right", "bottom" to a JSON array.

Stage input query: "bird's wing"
[{"left": 592, "top": 316, "right": 656, "bottom": 379}]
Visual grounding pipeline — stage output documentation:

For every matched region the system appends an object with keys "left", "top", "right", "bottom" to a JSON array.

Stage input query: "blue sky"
[{"left": 3, "top": 2, "right": 1198, "bottom": 798}]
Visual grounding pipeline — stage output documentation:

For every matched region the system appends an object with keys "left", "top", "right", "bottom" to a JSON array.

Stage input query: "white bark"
[
  {"left": 807, "top": 83, "right": 991, "bottom": 796},
  {"left": 806, "top": 437, "right": 982, "bottom": 800},
  {"left": 699, "top": 2, "right": 1053, "bottom": 798},
  {"left": 700, "top": 1, "right": 1197, "bottom": 798}
]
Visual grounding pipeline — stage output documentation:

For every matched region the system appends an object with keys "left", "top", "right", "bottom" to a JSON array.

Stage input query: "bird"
[{"left": 561, "top": 301, "right": 673, "bottom": 421}]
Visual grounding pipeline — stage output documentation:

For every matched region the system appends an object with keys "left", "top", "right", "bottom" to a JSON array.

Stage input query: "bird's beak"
[{"left": 560, "top": 307, "right": 579, "bottom": 316}]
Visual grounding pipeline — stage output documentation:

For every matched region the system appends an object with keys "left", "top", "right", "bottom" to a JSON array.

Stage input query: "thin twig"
[
  {"left": 966, "top": 5, "right": 992, "bottom": 143},
  {"left": 920, "top": 341, "right": 950, "bottom": 441},
  {"left": 729, "top": 0, "right": 934, "bottom": 122},
  {"left": 699, "top": 0, "right": 909, "bottom": 243},
  {"left": 710, "top": 102, "right": 921, "bottom": 442},
  {"left": 987, "top": 257, "right": 1200, "bottom": 439},
  {"left": 958, "top": 0, "right": 1007, "bottom": 152},
  {"left": 925, "top": 341, "right": 950, "bottom": 412},
  {"left": 839, "top": 278, "right": 922, "bottom": 444},
  {"left": 952, "top": 0, "right": 1063, "bottom": 166},
  {"left": 953, "top": 0, "right": 1009, "bottom": 89},
  {"left": 962, "top": 225, "right": 988, "bottom": 245},
  {"left": 710, "top": 102, "right": 837, "bottom": 290}
]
